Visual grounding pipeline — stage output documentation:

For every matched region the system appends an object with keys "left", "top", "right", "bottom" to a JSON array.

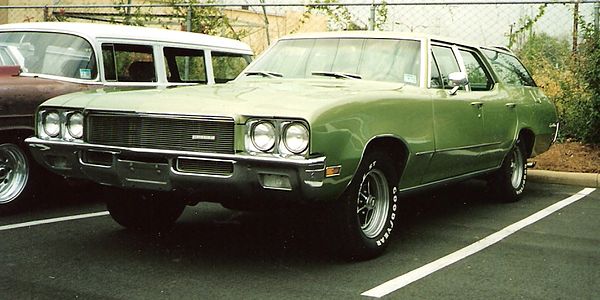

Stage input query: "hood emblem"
[{"left": 192, "top": 135, "right": 216, "bottom": 141}]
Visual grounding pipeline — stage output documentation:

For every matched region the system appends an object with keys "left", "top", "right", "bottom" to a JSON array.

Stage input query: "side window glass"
[
  {"left": 211, "top": 52, "right": 251, "bottom": 83},
  {"left": 430, "top": 51, "right": 443, "bottom": 88},
  {"left": 164, "top": 47, "right": 206, "bottom": 83},
  {"left": 459, "top": 50, "right": 493, "bottom": 91},
  {"left": 102, "top": 43, "right": 155, "bottom": 82},
  {"left": 431, "top": 46, "right": 460, "bottom": 89},
  {"left": 482, "top": 49, "right": 536, "bottom": 87}
]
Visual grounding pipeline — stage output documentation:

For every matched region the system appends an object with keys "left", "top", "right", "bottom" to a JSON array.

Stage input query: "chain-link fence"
[
  {"left": 1, "top": 1, "right": 599, "bottom": 141},
  {"left": 0, "top": 1, "right": 598, "bottom": 54}
]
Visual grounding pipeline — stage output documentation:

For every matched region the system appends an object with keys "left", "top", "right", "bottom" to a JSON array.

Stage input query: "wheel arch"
[
  {"left": 0, "top": 127, "right": 35, "bottom": 144},
  {"left": 517, "top": 128, "right": 535, "bottom": 158},
  {"left": 360, "top": 135, "right": 409, "bottom": 177}
]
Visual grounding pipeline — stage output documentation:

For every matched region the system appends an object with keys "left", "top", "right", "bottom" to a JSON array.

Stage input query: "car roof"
[
  {"left": 0, "top": 22, "right": 252, "bottom": 53},
  {"left": 279, "top": 31, "right": 481, "bottom": 49}
]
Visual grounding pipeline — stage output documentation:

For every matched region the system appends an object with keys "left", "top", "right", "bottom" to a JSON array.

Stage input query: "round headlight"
[
  {"left": 251, "top": 121, "right": 276, "bottom": 152},
  {"left": 67, "top": 112, "right": 84, "bottom": 139},
  {"left": 283, "top": 122, "right": 309, "bottom": 154},
  {"left": 42, "top": 111, "right": 60, "bottom": 137}
]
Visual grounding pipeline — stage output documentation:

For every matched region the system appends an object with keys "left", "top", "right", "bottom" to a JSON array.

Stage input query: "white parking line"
[
  {"left": 361, "top": 187, "right": 597, "bottom": 298},
  {"left": 0, "top": 211, "right": 110, "bottom": 232}
]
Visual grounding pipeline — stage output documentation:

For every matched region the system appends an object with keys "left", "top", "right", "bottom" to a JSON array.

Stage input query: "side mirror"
[{"left": 448, "top": 72, "right": 468, "bottom": 95}]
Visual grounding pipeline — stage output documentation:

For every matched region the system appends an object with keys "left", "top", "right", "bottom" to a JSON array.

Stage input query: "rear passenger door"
[{"left": 458, "top": 48, "right": 512, "bottom": 170}]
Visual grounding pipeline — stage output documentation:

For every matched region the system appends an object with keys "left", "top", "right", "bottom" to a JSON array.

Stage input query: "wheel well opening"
[
  {"left": 364, "top": 137, "right": 408, "bottom": 174},
  {"left": 0, "top": 129, "right": 34, "bottom": 145},
  {"left": 518, "top": 129, "right": 535, "bottom": 158}
]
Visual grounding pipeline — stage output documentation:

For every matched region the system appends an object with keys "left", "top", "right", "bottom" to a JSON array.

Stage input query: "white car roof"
[{"left": 0, "top": 22, "right": 252, "bottom": 54}]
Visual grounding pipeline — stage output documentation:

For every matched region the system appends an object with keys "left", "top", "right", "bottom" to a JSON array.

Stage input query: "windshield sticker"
[
  {"left": 79, "top": 69, "right": 92, "bottom": 79},
  {"left": 404, "top": 74, "right": 417, "bottom": 84}
]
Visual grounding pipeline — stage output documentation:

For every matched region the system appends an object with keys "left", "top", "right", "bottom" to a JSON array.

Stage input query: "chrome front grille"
[{"left": 86, "top": 113, "right": 234, "bottom": 154}]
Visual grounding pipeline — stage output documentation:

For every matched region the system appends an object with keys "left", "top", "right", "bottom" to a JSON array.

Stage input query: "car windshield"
[
  {"left": 0, "top": 31, "right": 97, "bottom": 80},
  {"left": 245, "top": 38, "right": 421, "bottom": 85}
]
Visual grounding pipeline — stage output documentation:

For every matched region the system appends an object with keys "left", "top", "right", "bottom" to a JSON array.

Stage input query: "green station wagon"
[{"left": 26, "top": 32, "right": 558, "bottom": 260}]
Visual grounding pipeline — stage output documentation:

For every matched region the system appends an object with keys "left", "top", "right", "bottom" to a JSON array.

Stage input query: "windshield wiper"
[
  {"left": 244, "top": 71, "right": 283, "bottom": 78},
  {"left": 311, "top": 71, "right": 362, "bottom": 80}
]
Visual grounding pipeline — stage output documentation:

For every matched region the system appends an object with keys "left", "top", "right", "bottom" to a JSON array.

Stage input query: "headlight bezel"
[
  {"left": 41, "top": 110, "right": 61, "bottom": 138},
  {"left": 38, "top": 108, "right": 85, "bottom": 141},
  {"left": 250, "top": 120, "right": 277, "bottom": 152},
  {"left": 281, "top": 121, "right": 309, "bottom": 155},
  {"left": 66, "top": 112, "right": 85, "bottom": 139},
  {"left": 245, "top": 118, "right": 310, "bottom": 157}
]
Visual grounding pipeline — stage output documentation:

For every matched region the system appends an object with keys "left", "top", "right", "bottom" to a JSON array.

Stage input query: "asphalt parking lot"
[{"left": 0, "top": 181, "right": 598, "bottom": 299}]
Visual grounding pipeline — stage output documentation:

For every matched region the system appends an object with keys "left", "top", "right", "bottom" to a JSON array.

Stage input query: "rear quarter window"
[{"left": 482, "top": 49, "right": 536, "bottom": 87}]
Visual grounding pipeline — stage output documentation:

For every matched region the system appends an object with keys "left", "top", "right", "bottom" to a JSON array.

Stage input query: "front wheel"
[
  {"left": 106, "top": 189, "right": 186, "bottom": 233},
  {"left": 0, "top": 143, "right": 35, "bottom": 214},
  {"left": 327, "top": 151, "right": 399, "bottom": 261},
  {"left": 489, "top": 142, "right": 527, "bottom": 202}
]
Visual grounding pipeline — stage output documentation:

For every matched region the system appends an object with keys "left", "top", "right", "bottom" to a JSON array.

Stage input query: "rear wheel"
[
  {"left": 106, "top": 189, "right": 186, "bottom": 233},
  {"left": 327, "top": 151, "right": 399, "bottom": 260},
  {"left": 489, "top": 142, "right": 527, "bottom": 202}
]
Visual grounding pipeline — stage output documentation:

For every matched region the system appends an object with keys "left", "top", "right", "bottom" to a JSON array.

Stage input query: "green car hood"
[{"left": 43, "top": 79, "right": 405, "bottom": 122}]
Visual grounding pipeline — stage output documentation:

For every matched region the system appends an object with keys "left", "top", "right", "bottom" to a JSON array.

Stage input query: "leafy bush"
[{"left": 517, "top": 30, "right": 600, "bottom": 143}]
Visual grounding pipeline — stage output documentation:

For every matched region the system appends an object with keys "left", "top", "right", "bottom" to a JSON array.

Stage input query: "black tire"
[
  {"left": 0, "top": 142, "right": 39, "bottom": 214},
  {"left": 106, "top": 188, "right": 186, "bottom": 233},
  {"left": 328, "top": 151, "right": 399, "bottom": 261},
  {"left": 489, "top": 141, "right": 527, "bottom": 202}
]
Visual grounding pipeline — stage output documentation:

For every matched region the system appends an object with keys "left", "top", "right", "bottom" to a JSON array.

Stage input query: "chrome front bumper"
[{"left": 25, "top": 137, "right": 329, "bottom": 203}]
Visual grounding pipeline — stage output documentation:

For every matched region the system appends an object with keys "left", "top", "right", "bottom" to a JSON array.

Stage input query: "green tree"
[{"left": 163, "top": 0, "right": 246, "bottom": 40}]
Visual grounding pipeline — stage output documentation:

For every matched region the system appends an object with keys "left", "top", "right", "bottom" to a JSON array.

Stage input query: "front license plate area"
[{"left": 116, "top": 159, "right": 172, "bottom": 191}]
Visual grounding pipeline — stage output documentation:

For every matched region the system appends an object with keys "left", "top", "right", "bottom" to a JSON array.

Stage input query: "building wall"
[{"left": 0, "top": 1, "right": 327, "bottom": 54}]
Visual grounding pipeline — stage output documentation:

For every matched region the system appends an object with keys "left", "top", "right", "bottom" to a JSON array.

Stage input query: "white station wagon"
[{"left": 0, "top": 22, "right": 253, "bottom": 213}]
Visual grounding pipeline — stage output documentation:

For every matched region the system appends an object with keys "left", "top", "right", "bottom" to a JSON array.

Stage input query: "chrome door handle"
[
  {"left": 470, "top": 101, "right": 484, "bottom": 108},
  {"left": 505, "top": 103, "right": 517, "bottom": 108}
]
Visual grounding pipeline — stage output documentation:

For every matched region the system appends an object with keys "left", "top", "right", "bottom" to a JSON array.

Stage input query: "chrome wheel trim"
[
  {"left": 0, "top": 144, "right": 29, "bottom": 204},
  {"left": 510, "top": 146, "right": 524, "bottom": 189},
  {"left": 356, "top": 169, "right": 390, "bottom": 238}
]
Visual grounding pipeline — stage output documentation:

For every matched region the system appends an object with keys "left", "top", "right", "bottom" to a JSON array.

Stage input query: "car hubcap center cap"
[{"left": 366, "top": 195, "right": 376, "bottom": 209}]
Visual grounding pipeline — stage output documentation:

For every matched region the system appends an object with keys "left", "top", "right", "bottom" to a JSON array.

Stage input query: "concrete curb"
[{"left": 528, "top": 170, "right": 600, "bottom": 188}]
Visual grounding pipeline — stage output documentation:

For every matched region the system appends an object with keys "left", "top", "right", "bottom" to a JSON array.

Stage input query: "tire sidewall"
[
  {"left": 494, "top": 142, "right": 527, "bottom": 202},
  {"left": 341, "top": 151, "right": 399, "bottom": 259}
]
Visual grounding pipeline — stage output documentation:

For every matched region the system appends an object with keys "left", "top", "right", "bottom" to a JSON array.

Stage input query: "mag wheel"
[
  {"left": 0, "top": 143, "right": 37, "bottom": 214},
  {"left": 490, "top": 142, "right": 527, "bottom": 202},
  {"left": 330, "top": 151, "right": 399, "bottom": 261}
]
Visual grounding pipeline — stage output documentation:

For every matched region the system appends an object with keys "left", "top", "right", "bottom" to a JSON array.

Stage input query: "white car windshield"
[{"left": 0, "top": 31, "right": 97, "bottom": 80}]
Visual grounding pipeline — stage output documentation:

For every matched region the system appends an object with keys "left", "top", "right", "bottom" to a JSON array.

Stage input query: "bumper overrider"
[{"left": 25, "top": 137, "right": 329, "bottom": 203}]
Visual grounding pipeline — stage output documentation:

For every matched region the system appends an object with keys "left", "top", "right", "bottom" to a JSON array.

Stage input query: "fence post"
[
  {"left": 595, "top": 2, "right": 599, "bottom": 34},
  {"left": 572, "top": 1, "right": 579, "bottom": 53},
  {"left": 186, "top": 3, "right": 192, "bottom": 32},
  {"left": 369, "top": 1, "right": 375, "bottom": 31},
  {"left": 260, "top": 0, "right": 270, "bottom": 46},
  {"left": 43, "top": 6, "right": 49, "bottom": 21}
]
